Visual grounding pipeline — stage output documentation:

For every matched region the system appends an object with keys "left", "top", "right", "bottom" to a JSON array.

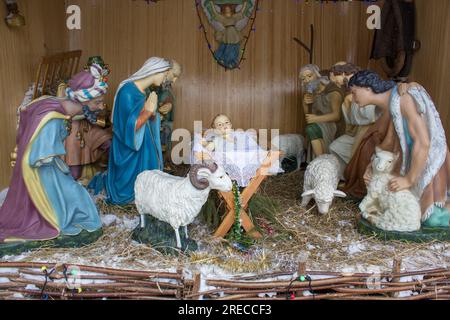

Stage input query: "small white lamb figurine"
[
  {"left": 277, "top": 134, "right": 306, "bottom": 171},
  {"left": 301, "top": 154, "right": 346, "bottom": 214},
  {"left": 135, "top": 162, "right": 232, "bottom": 249},
  {"left": 359, "top": 147, "right": 421, "bottom": 232}
]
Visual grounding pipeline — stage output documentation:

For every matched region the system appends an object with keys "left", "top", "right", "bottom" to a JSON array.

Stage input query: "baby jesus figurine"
[
  {"left": 194, "top": 114, "right": 282, "bottom": 187},
  {"left": 201, "top": 114, "right": 248, "bottom": 151}
]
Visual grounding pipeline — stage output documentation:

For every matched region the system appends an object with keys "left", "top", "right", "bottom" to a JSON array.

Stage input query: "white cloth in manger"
[{"left": 192, "top": 130, "right": 283, "bottom": 187}]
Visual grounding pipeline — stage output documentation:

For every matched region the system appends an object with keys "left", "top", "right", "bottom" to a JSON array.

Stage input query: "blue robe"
[
  {"left": 214, "top": 43, "right": 240, "bottom": 69},
  {"left": 30, "top": 119, "right": 102, "bottom": 235},
  {"left": 91, "top": 82, "right": 163, "bottom": 205}
]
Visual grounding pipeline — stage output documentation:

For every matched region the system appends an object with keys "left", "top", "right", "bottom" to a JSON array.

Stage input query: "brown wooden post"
[
  {"left": 32, "top": 59, "right": 43, "bottom": 99},
  {"left": 41, "top": 63, "right": 50, "bottom": 96},
  {"left": 191, "top": 273, "right": 202, "bottom": 300},
  {"left": 176, "top": 267, "right": 184, "bottom": 299},
  {"left": 390, "top": 257, "right": 402, "bottom": 298},
  {"left": 296, "top": 262, "right": 307, "bottom": 297}
]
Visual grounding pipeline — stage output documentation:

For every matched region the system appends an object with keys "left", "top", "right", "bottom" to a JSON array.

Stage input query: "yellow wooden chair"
[
  {"left": 10, "top": 50, "right": 82, "bottom": 167},
  {"left": 32, "top": 50, "right": 82, "bottom": 99}
]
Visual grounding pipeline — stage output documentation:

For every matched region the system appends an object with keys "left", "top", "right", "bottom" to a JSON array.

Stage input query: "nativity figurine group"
[
  {"left": 0, "top": 57, "right": 182, "bottom": 247},
  {"left": 299, "top": 61, "right": 450, "bottom": 234}
]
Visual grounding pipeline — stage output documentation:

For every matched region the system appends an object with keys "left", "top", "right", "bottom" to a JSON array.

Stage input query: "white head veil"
[{"left": 111, "top": 57, "right": 172, "bottom": 123}]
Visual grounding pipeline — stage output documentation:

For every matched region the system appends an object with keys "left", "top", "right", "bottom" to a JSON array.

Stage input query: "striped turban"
[{"left": 66, "top": 64, "right": 109, "bottom": 103}]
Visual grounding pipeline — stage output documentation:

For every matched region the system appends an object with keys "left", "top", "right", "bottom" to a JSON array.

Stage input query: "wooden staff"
[{"left": 293, "top": 24, "right": 314, "bottom": 64}]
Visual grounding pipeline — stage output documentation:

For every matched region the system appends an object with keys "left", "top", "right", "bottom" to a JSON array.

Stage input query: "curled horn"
[
  {"left": 204, "top": 160, "right": 218, "bottom": 173},
  {"left": 189, "top": 161, "right": 219, "bottom": 190}
]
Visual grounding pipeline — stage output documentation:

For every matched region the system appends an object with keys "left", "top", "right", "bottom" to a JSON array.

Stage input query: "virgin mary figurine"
[{"left": 89, "top": 57, "right": 180, "bottom": 205}]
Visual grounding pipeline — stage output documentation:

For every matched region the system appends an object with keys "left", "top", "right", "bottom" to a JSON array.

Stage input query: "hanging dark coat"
[{"left": 371, "top": 0, "right": 418, "bottom": 78}]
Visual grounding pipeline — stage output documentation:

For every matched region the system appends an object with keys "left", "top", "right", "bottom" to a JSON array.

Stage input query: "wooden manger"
[{"left": 194, "top": 150, "right": 282, "bottom": 239}]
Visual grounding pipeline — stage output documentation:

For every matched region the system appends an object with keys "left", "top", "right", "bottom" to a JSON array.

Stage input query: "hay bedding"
[{"left": 1, "top": 167, "right": 448, "bottom": 279}]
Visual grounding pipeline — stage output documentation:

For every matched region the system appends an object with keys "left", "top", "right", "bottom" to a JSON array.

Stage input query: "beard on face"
[
  {"left": 304, "top": 79, "right": 322, "bottom": 94},
  {"left": 161, "top": 80, "right": 173, "bottom": 90},
  {"left": 343, "top": 77, "right": 350, "bottom": 90},
  {"left": 341, "top": 77, "right": 352, "bottom": 95},
  {"left": 82, "top": 105, "right": 100, "bottom": 124}
]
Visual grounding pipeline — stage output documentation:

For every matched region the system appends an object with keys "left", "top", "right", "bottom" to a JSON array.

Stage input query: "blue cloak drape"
[
  {"left": 30, "top": 118, "right": 102, "bottom": 235},
  {"left": 92, "top": 82, "right": 163, "bottom": 205}
]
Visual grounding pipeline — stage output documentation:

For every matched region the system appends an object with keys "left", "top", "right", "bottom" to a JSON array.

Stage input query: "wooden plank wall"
[
  {"left": 0, "top": 0, "right": 67, "bottom": 188},
  {"left": 65, "top": 0, "right": 373, "bottom": 134}
]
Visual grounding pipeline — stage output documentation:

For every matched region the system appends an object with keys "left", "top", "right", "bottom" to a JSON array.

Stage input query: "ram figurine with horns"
[
  {"left": 0, "top": 64, "right": 108, "bottom": 245},
  {"left": 133, "top": 161, "right": 232, "bottom": 252},
  {"left": 202, "top": 0, "right": 255, "bottom": 69}
]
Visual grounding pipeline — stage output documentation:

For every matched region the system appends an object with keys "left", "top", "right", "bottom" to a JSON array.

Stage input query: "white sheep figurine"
[
  {"left": 135, "top": 162, "right": 233, "bottom": 249},
  {"left": 301, "top": 154, "right": 346, "bottom": 214},
  {"left": 359, "top": 147, "right": 421, "bottom": 232},
  {"left": 277, "top": 134, "right": 306, "bottom": 171}
]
